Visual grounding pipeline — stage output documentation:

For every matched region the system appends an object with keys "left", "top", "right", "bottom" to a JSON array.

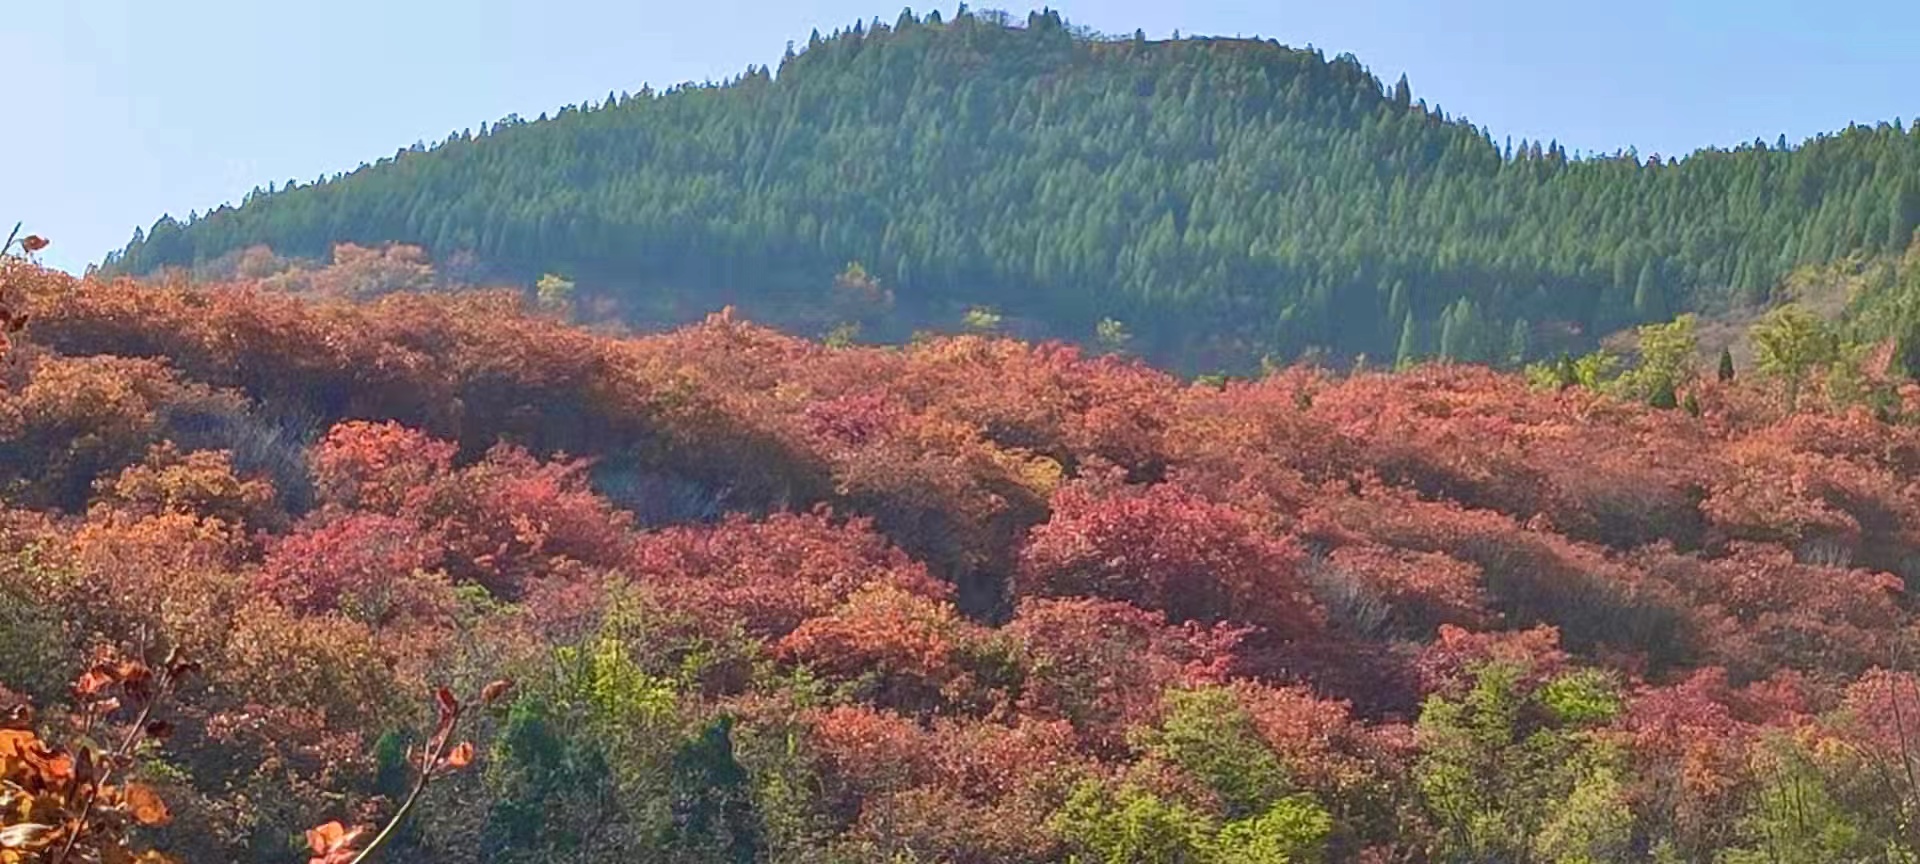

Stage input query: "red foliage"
[
  {"left": 1414, "top": 624, "right": 1570, "bottom": 696},
  {"left": 1307, "top": 484, "right": 1697, "bottom": 671},
  {"left": 313, "top": 420, "right": 456, "bottom": 513},
  {"left": 1230, "top": 680, "right": 1408, "bottom": 805},
  {"left": 803, "top": 705, "right": 1083, "bottom": 864},
  {"left": 1018, "top": 480, "right": 1323, "bottom": 640},
  {"left": 17, "top": 257, "right": 1920, "bottom": 861},
  {"left": 314, "top": 421, "right": 632, "bottom": 597},
  {"left": 1834, "top": 668, "right": 1920, "bottom": 759},
  {"left": 633, "top": 510, "right": 951, "bottom": 640},
  {"left": 0, "top": 354, "right": 248, "bottom": 511},
  {"left": 1639, "top": 544, "right": 1906, "bottom": 679},
  {"left": 777, "top": 585, "right": 988, "bottom": 715},
  {"left": 424, "top": 443, "right": 634, "bottom": 595},
  {"left": 1003, "top": 597, "right": 1244, "bottom": 749},
  {"left": 257, "top": 512, "right": 451, "bottom": 623},
  {"left": 93, "top": 442, "right": 281, "bottom": 531},
  {"left": 1620, "top": 669, "right": 1765, "bottom": 855},
  {"left": 1318, "top": 544, "right": 1493, "bottom": 634}
]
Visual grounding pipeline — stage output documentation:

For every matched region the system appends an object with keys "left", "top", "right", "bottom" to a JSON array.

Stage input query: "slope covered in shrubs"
[{"left": 8, "top": 255, "right": 1920, "bottom": 861}]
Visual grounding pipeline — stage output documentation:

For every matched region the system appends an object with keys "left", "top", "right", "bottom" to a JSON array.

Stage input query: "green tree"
[
  {"left": 535, "top": 273, "right": 576, "bottom": 310},
  {"left": 1415, "top": 662, "right": 1631, "bottom": 864},
  {"left": 1054, "top": 687, "right": 1333, "bottom": 863},
  {"left": 823, "top": 320, "right": 860, "bottom": 348},
  {"left": 1750, "top": 303, "right": 1837, "bottom": 411},
  {"left": 1890, "top": 178, "right": 1920, "bottom": 251},
  {"left": 1619, "top": 314, "right": 1698, "bottom": 404},
  {"left": 1574, "top": 349, "right": 1623, "bottom": 391},
  {"left": 1135, "top": 688, "right": 1291, "bottom": 819},
  {"left": 481, "top": 698, "right": 617, "bottom": 860},
  {"left": 1395, "top": 313, "right": 1420, "bottom": 370},
  {"left": 1649, "top": 380, "right": 1678, "bottom": 410},
  {"left": 1096, "top": 317, "right": 1133, "bottom": 354},
  {"left": 1633, "top": 260, "right": 1666, "bottom": 320},
  {"left": 1718, "top": 346, "right": 1736, "bottom": 382},
  {"left": 1556, "top": 352, "right": 1579, "bottom": 389},
  {"left": 1506, "top": 317, "right": 1531, "bottom": 366},
  {"left": 107, "top": 17, "right": 1920, "bottom": 371},
  {"left": 1718, "top": 737, "right": 1883, "bottom": 864},
  {"left": 662, "top": 716, "right": 763, "bottom": 864},
  {"left": 1212, "top": 796, "right": 1332, "bottom": 864},
  {"left": 1052, "top": 782, "right": 1217, "bottom": 864},
  {"left": 962, "top": 305, "right": 1003, "bottom": 333}
]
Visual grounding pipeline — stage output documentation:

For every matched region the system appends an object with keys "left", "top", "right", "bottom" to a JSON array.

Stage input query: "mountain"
[{"left": 105, "top": 8, "right": 1920, "bottom": 369}]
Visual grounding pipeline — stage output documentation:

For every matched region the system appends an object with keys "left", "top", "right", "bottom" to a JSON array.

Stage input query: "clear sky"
[{"left": 7, "top": 0, "right": 1918, "bottom": 273}]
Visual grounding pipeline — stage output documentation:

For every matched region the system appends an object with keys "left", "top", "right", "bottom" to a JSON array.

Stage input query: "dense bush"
[{"left": 10, "top": 255, "right": 1920, "bottom": 861}]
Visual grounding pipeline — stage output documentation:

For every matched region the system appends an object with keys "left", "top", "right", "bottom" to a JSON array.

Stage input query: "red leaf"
[
  {"left": 434, "top": 686, "right": 459, "bottom": 723},
  {"left": 480, "top": 678, "right": 514, "bottom": 707},
  {"left": 445, "top": 740, "right": 474, "bottom": 769}
]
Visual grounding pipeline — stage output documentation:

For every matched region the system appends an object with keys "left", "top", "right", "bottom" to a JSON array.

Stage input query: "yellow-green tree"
[
  {"left": 1750, "top": 304, "right": 1837, "bottom": 411},
  {"left": 536, "top": 273, "right": 576, "bottom": 311},
  {"left": 1618, "top": 314, "right": 1698, "bottom": 407}
]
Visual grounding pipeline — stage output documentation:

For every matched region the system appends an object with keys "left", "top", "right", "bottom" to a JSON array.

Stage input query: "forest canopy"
[{"left": 103, "top": 9, "right": 1920, "bottom": 370}]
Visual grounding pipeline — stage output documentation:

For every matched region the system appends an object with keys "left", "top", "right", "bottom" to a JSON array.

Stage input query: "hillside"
[
  {"left": 11, "top": 250, "right": 1920, "bottom": 860},
  {"left": 102, "top": 9, "right": 1920, "bottom": 370}
]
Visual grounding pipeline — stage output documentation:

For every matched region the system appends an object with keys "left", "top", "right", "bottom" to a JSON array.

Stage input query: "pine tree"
[
  {"left": 1386, "top": 279, "right": 1410, "bottom": 330},
  {"left": 663, "top": 716, "right": 762, "bottom": 864},
  {"left": 1632, "top": 260, "right": 1665, "bottom": 321},
  {"left": 1392, "top": 74, "right": 1412, "bottom": 111},
  {"left": 1891, "top": 179, "right": 1920, "bottom": 250},
  {"left": 1717, "top": 347, "right": 1736, "bottom": 383},
  {"left": 1556, "top": 352, "right": 1579, "bottom": 390},
  {"left": 1438, "top": 305, "right": 1459, "bottom": 362},
  {"left": 1650, "top": 379, "right": 1678, "bottom": 410},
  {"left": 1506, "top": 318, "right": 1531, "bottom": 366},
  {"left": 1395, "top": 313, "right": 1420, "bottom": 370}
]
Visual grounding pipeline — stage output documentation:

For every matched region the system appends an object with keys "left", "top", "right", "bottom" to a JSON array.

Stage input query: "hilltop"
[{"left": 102, "top": 8, "right": 1920, "bottom": 370}]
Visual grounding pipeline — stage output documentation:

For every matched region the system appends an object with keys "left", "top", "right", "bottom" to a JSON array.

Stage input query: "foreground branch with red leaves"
[
  {"left": 305, "top": 680, "right": 510, "bottom": 864},
  {"left": 1, "top": 652, "right": 190, "bottom": 864}
]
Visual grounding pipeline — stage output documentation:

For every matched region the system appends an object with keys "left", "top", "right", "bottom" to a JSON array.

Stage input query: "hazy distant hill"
[{"left": 106, "top": 8, "right": 1920, "bottom": 369}]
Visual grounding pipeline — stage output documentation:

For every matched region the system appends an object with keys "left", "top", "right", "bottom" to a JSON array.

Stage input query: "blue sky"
[{"left": 7, "top": 0, "right": 1918, "bottom": 273}]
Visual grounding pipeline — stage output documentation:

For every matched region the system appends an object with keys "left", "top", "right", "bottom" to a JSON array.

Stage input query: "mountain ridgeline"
[{"left": 107, "top": 8, "right": 1920, "bottom": 369}]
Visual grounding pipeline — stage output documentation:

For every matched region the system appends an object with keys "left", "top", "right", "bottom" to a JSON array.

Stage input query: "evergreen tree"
[
  {"left": 1632, "top": 260, "right": 1665, "bottom": 321},
  {"left": 1556, "top": 352, "right": 1580, "bottom": 390},
  {"left": 1386, "top": 279, "right": 1410, "bottom": 330},
  {"left": 1649, "top": 379, "right": 1678, "bottom": 410},
  {"left": 1396, "top": 313, "right": 1420, "bottom": 369},
  {"left": 1717, "top": 347, "right": 1736, "bottom": 383},
  {"left": 662, "top": 716, "right": 762, "bottom": 864},
  {"left": 1891, "top": 179, "right": 1920, "bottom": 250},
  {"left": 102, "top": 15, "right": 1920, "bottom": 371},
  {"left": 1506, "top": 318, "right": 1531, "bottom": 367}
]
